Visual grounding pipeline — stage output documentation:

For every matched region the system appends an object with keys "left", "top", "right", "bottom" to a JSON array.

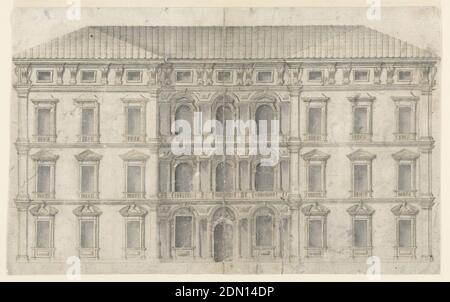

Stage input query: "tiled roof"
[{"left": 13, "top": 26, "right": 437, "bottom": 60}]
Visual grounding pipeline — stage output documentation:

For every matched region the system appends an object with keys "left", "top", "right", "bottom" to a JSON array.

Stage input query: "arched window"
[
  {"left": 175, "top": 105, "right": 193, "bottom": 136},
  {"left": 215, "top": 162, "right": 234, "bottom": 192},
  {"left": 175, "top": 163, "right": 193, "bottom": 192},
  {"left": 255, "top": 163, "right": 274, "bottom": 191},
  {"left": 216, "top": 105, "right": 233, "bottom": 137},
  {"left": 255, "top": 105, "right": 274, "bottom": 136},
  {"left": 255, "top": 208, "right": 274, "bottom": 247}
]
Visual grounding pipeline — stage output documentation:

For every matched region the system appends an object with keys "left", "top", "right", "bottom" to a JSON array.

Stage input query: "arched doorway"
[{"left": 213, "top": 222, "right": 233, "bottom": 262}]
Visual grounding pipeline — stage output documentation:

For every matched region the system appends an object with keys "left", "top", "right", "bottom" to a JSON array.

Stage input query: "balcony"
[
  {"left": 80, "top": 192, "right": 99, "bottom": 199},
  {"left": 305, "top": 191, "right": 326, "bottom": 198},
  {"left": 33, "top": 135, "right": 56, "bottom": 143},
  {"left": 123, "top": 192, "right": 146, "bottom": 199},
  {"left": 351, "top": 191, "right": 372, "bottom": 198},
  {"left": 79, "top": 135, "right": 99, "bottom": 143},
  {"left": 351, "top": 133, "right": 372, "bottom": 142},
  {"left": 396, "top": 190, "right": 416, "bottom": 198},
  {"left": 125, "top": 135, "right": 145, "bottom": 143},
  {"left": 158, "top": 191, "right": 288, "bottom": 200},
  {"left": 34, "top": 192, "right": 55, "bottom": 199},
  {"left": 303, "top": 133, "right": 327, "bottom": 142},
  {"left": 394, "top": 133, "right": 416, "bottom": 141}
]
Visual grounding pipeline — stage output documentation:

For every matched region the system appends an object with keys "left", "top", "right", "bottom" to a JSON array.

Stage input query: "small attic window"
[
  {"left": 256, "top": 71, "right": 273, "bottom": 83},
  {"left": 126, "top": 71, "right": 142, "bottom": 83},
  {"left": 308, "top": 71, "right": 323, "bottom": 82},
  {"left": 354, "top": 70, "right": 369, "bottom": 81},
  {"left": 176, "top": 71, "right": 193, "bottom": 83},
  {"left": 36, "top": 71, "right": 52, "bottom": 83},
  {"left": 217, "top": 71, "right": 232, "bottom": 83},
  {"left": 398, "top": 70, "right": 413, "bottom": 82},
  {"left": 81, "top": 70, "right": 97, "bottom": 83}
]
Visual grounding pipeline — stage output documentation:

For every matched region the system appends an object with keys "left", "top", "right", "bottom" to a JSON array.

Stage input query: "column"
[
  {"left": 15, "top": 86, "right": 30, "bottom": 262},
  {"left": 289, "top": 204, "right": 300, "bottom": 261},
  {"left": 148, "top": 89, "right": 159, "bottom": 199},
  {"left": 418, "top": 89, "right": 433, "bottom": 141},
  {"left": 289, "top": 146, "right": 300, "bottom": 195},
  {"left": 148, "top": 204, "right": 160, "bottom": 260},
  {"left": 419, "top": 146, "right": 433, "bottom": 198},
  {"left": 289, "top": 88, "right": 301, "bottom": 140}
]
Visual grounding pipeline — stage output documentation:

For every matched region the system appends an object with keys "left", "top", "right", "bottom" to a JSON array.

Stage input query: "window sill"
[
  {"left": 125, "top": 135, "right": 146, "bottom": 143},
  {"left": 394, "top": 133, "right": 416, "bottom": 141},
  {"left": 350, "top": 133, "right": 372, "bottom": 142},
  {"left": 80, "top": 192, "right": 99, "bottom": 199},
  {"left": 124, "top": 192, "right": 146, "bottom": 199},
  {"left": 32, "top": 247, "right": 55, "bottom": 258},
  {"left": 79, "top": 247, "right": 99, "bottom": 259},
  {"left": 303, "top": 134, "right": 327, "bottom": 142},
  {"left": 33, "top": 135, "right": 56, "bottom": 143},
  {"left": 34, "top": 192, "right": 55, "bottom": 199}
]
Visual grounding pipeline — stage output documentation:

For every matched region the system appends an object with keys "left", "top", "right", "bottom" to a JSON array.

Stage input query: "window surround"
[
  {"left": 75, "top": 150, "right": 102, "bottom": 200},
  {"left": 302, "top": 203, "right": 330, "bottom": 257},
  {"left": 397, "top": 69, "right": 414, "bottom": 83},
  {"left": 170, "top": 207, "right": 196, "bottom": 259},
  {"left": 120, "top": 150, "right": 149, "bottom": 200},
  {"left": 216, "top": 70, "right": 233, "bottom": 83},
  {"left": 30, "top": 204, "right": 58, "bottom": 258},
  {"left": 353, "top": 69, "right": 370, "bottom": 82},
  {"left": 73, "top": 204, "right": 102, "bottom": 259},
  {"left": 307, "top": 70, "right": 324, "bottom": 82},
  {"left": 31, "top": 150, "right": 59, "bottom": 200},
  {"left": 36, "top": 70, "right": 53, "bottom": 83},
  {"left": 256, "top": 70, "right": 274, "bottom": 83},
  {"left": 80, "top": 70, "right": 97, "bottom": 83},
  {"left": 302, "top": 149, "right": 330, "bottom": 198},
  {"left": 347, "top": 201, "right": 374, "bottom": 257},
  {"left": 347, "top": 149, "right": 376, "bottom": 198},
  {"left": 122, "top": 97, "right": 148, "bottom": 143},
  {"left": 74, "top": 96, "right": 100, "bottom": 143},
  {"left": 252, "top": 207, "right": 278, "bottom": 258},
  {"left": 391, "top": 202, "right": 418, "bottom": 258},
  {"left": 175, "top": 70, "right": 193, "bottom": 83},
  {"left": 125, "top": 70, "right": 143, "bottom": 83},
  {"left": 251, "top": 160, "right": 280, "bottom": 193},
  {"left": 348, "top": 94, "right": 375, "bottom": 142},
  {"left": 32, "top": 98, "right": 59, "bottom": 143},
  {"left": 119, "top": 204, "right": 147, "bottom": 259},
  {"left": 392, "top": 149, "right": 419, "bottom": 198},
  {"left": 302, "top": 96, "right": 329, "bottom": 141},
  {"left": 391, "top": 95, "right": 419, "bottom": 141}
]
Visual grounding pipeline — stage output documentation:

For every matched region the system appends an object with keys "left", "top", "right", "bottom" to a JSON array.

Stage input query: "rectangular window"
[
  {"left": 398, "top": 70, "right": 412, "bottom": 81},
  {"left": 256, "top": 216, "right": 273, "bottom": 247},
  {"left": 37, "top": 108, "right": 51, "bottom": 136},
  {"left": 126, "top": 221, "right": 141, "bottom": 249},
  {"left": 217, "top": 71, "right": 232, "bottom": 82},
  {"left": 398, "top": 107, "right": 412, "bottom": 134},
  {"left": 36, "top": 71, "right": 52, "bottom": 82},
  {"left": 126, "top": 71, "right": 142, "bottom": 82},
  {"left": 308, "top": 71, "right": 323, "bottom": 81},
  {"left": 81, "top": 71, "right": 96, "bottom": 82},
  {"left": 36, "top": 220, "right": 50, "bottom": 248},
  {"left": 398, "top": 219, "right": 412, "bottom": 248},
  {"left": 127, "top": 107, "right": 141, "bottom": 136},
  {"left": 353, "top": 219, "right": 368, "bottom": 248},
  {"left": 176, "top": 71, "right": 192, "bottom": 82},
  {"left": 256, "top": 71, "right": 273, "bottom": 82},
  {"left": 37, "top": 165, "right": 51, "bottom": 193},
  {"left": 80, "top": 165, "right": 95, "bottom": 193},
  {"left": 354, "top": 70, "right": 369, "bottom": 81},
  {"left": 308, "top": 164, "right": 322, "bottom": 192},
  {"left": 308, "top": 107, "right": 322, "bottom": 135},
  {"left": 175, "top": 216, "right": 193, "bottom": 248},
  {"left": 127, "top": 165, "right": 142, "bottom": 193},
  {"left": 353, "top": 107, "right": 368, "bottom": 133},
  {"left": 81, "top": 108, "right": 95, "bottom": 136},
  {"left": 398, "top": 163, "right": 412, "bottom": 192},
  {"left": 353, "top": 164, "right": 368, "bottom": 193},
  {"left": 308, "top": 219, "right": 323, "bottom": 248},
  {"left": 80, "top": 220, "right": 95, "bottom": 249}
]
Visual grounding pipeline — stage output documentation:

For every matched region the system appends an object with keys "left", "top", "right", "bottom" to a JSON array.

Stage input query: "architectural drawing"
[{"left": 8, "top": 20, "right": 440, "bottom": 274}]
